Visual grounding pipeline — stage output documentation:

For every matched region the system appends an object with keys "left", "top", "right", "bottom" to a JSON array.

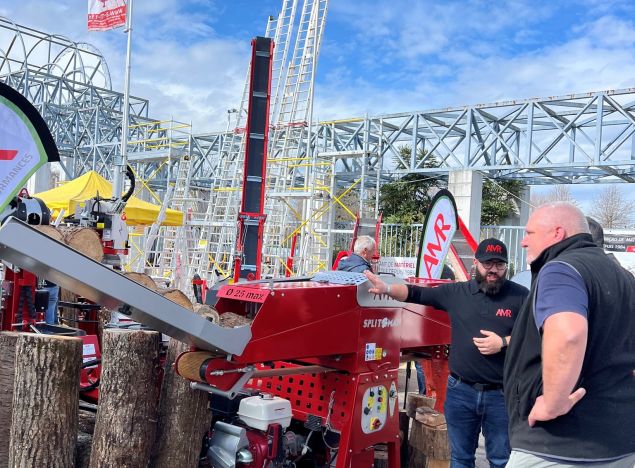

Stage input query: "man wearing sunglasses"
[{"left": 365, "top": 238, "right": 528, "bottom": 468}]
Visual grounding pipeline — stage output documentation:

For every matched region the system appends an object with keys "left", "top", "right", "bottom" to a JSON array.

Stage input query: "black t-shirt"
[{"left": 406, "top": 279, "right": 528, "bottom": 385}]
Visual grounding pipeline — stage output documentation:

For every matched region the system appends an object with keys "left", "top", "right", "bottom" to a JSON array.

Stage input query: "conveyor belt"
[{"left": 0, "top": 218, "right": 251, "bottom": 355}]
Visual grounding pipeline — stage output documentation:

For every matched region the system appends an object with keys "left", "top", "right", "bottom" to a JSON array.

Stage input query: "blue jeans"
[
  {"left": 414, "top": 361, "right": 426, "bottom": 395},
  {"left": 43, "top": 285, "right": 59, "bottom": 325},
  {"left": 444, "top": 375, "right": 510, "bottom": 468}
]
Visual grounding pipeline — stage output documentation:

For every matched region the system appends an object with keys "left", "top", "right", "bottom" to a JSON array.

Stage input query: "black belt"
[{"left": 450, "top": 372, "right": 503, "bottom": 391}]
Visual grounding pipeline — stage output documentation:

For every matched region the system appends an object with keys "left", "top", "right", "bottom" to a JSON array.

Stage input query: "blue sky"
[{"left": 2, "top": 0, "right": 635, "bottom": 209}]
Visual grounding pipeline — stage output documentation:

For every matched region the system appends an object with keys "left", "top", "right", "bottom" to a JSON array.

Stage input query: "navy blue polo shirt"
[{"left": 406, "top": 279, "right": 528, "bottom": 385}]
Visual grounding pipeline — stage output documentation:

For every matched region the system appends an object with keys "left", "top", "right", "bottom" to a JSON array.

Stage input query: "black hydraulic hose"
[{"left": 121, "top": 165, "right": 135, "bottom": 202}]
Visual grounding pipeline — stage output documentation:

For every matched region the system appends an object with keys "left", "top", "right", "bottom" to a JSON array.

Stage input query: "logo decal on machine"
[{"left": 363, "top": 317, "right": 401, "bottom": 328}]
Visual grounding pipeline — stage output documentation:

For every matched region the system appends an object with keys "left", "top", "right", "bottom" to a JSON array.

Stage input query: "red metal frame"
[
  {"left": 1, "top": 267, "right": 41, "bottom": 330},
  {"left": 179, "top": 277, "right": 452, "bottom": 467},
  {"left": 284, "top": 232, "right": 298, "bottom": 277}
]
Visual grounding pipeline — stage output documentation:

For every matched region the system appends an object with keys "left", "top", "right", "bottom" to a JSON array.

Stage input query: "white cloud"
[{"left": 1, "top": 1, "right": 250, "bottom": 131}]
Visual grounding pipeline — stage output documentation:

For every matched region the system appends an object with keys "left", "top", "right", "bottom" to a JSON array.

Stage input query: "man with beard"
[{"left": 365, "top": 238, "right": 528, "bottom": 468}]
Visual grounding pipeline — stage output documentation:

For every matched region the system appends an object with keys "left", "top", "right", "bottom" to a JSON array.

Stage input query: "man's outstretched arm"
[{"left": 364, "top": 270, "right": 409, "bottom": 301}]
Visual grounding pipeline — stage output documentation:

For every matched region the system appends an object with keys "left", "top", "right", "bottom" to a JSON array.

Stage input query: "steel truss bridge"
[{"left": 2, "top": 12, "right": 635, "bottom": 280}]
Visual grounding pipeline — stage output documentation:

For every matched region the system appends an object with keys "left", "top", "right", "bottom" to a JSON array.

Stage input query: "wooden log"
[
  {"left": 34, "top": 224, "right": 65, "bottom": 242},
  {"left": 406, "top": 393, "right": 436, "bottom": 419},
  {"left": 0, "top": 332, "right": 19, "bottom": 468},
  {"left": 123, "top": 271, "right": 157, "bottom": 291},
  {"left": 425, "top": 460, "right": 450, "bottom": 468},
  {"left": 407, "top": 447, "right": 427, "bottom": 468},
  {"left": 150, "top": 301, "right": 215, "bottom": 467},
  {"left": 9, "top": 334, "right": 82, "bottom": 468},
  {"left": 158, "top": 288, "right": 193, "bottom": 310},
  {"left": 89, "top": 329, "right": 161, "bottom": 468},
  {"left": 409, "top": 412, "right": 451, "bottom": 461},
  {"left": 415, "top": 406, "right": 447, "bottom": 428},
  {"left": 57, "top": 225, "right": 104, "bottom": 263},
  {"left": 193, "top": 303, "right": 220, "bottom": 323},
  {"left": 59, "top": 287, "right": 80, "bottom": 326},
  {"left": 96, "top": 307, "right": 112, "bottom": 342}
]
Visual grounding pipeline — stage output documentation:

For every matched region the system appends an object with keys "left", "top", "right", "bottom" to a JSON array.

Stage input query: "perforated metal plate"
[{"left": 312, "top": 270, "right": 368, "bottom": 286}]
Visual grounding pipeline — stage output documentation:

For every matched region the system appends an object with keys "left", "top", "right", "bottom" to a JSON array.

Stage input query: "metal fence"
[
  {"left": 332, "top": 223, "right": 527, "bottom": 274},
  {"left": 378, "top": 224, "right": 526, "bottom": 274}
]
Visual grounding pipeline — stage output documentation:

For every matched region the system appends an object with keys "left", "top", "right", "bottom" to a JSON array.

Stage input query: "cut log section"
[
  {"left": 90, "top": 329, "right": 161, "bottom": 468},
  {"left": 193, "top": 303, "right": 220, "bottom": 324},
  {"left": 158, "top": 289, "right": 193, "bottom": 310},
  {"left": 123, "top": 271, "right": 157, "bottom": 291},
  {"left": 57, "top": 225, "right": 104, "bottom": 263},
  {"left": 34, "top": 225, "right": 65, "bottom": 243},
  {"left": 9, "top": 333, "right": 82, "bottom": 468}
]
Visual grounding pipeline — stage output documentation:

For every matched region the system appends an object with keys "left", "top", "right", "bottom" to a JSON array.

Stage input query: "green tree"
[
  {"left": 480, "top": 179, "right": 525, "bottom": 225},
  {"left": 379, "top": 146, "right": 444, "bottom": 224}
]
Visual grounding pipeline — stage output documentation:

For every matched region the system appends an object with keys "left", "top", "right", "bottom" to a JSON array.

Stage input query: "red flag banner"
[{"left": 88, "top": 0, "right": 127, "bottom": 31}]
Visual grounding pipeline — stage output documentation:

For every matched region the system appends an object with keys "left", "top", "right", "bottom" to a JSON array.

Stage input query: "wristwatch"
[{"left": 501, "top": 336, "right": 509, "bottom": 349}]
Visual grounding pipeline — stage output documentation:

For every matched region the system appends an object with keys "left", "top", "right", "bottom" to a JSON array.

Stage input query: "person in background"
[
  {"left": 586, "top": 216, "right": 621, "bottom": 265},
  {"left": 337, "top": 235, "right": 376, "bottom": 273},
  {"left": 505, "top": 202, "right": 635, "bottom": 467},
  {"left": 365, "top": 239, "right": 528, "bottom": 468},
  {"left": 41, "top": 279, "right": 59, "bottom": 325}
]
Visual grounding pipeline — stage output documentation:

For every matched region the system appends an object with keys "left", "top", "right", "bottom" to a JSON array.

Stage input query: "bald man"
[{"left": 504, "top": 202, "right": 635, "bottom": 467}]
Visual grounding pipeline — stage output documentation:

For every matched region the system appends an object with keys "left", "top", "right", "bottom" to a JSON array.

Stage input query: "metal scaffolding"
[{"left": 3, "top": 10, "right": 635, "bottom": 286}]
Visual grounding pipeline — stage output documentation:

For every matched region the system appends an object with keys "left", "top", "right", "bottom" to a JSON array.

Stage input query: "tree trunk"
[
  {"left": 409, "top": 410, "right": 450, "bottom": 461},
  {"left": 59, "top": 288, "right": 80, "bottom": 326},
  {"left": 89, "top": 329, "right": 160, "bottom": 468},
  {"left": 151, "top": 298, "right": 214, "bottom": 468},
  {"left": 9, "top": 334, "right": 82, "bottom": 468},
  {"left": 150, "top": 338, "right": 212, "bottom": 467},
  {"left": 0, "top": 332, "right": 19, "bottom": 468}
]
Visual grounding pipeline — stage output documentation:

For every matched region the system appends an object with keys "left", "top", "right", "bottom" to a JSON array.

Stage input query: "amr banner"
[
  {"left": 0, "top": 83, "right": 59, "bottom": 213},
  {"left": 415, "top": 189, "right": 459, "bottom": 279},
  {"left": 88, "top": 0, "right": 127, "bottom": 31}
]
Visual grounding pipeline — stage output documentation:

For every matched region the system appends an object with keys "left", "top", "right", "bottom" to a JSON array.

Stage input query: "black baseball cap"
[{"left": 475, "top": 238, "right": 508, "bottom": 262}]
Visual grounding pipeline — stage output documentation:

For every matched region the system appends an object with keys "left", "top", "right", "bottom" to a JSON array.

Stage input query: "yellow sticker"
[{"left": 374, "top": 347, "right": 383, "bottom": 360}]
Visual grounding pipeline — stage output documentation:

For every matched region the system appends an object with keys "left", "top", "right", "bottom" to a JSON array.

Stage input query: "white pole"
[{"left": 113, "top": 0, "right": 134, "bottom": 200}]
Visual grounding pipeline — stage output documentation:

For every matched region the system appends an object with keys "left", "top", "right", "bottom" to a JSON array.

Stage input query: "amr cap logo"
[
  {"left": 0, "top": 149, "right": 18, "bottom": 161},
  {"left": 496, "top": 308, "right": 512, "bottom": 317},
  {"left": 486, "top": 244, "right": 503, "bottom": 253}
]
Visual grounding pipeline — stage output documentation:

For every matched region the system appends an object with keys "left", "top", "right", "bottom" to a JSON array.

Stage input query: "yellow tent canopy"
[{"left": 33, "top": 171, "right": 183, "bottom": 226}]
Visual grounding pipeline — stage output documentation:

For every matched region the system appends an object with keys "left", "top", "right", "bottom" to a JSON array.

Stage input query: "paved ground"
[{"left": 397, "top": 365, "right": 488, "bottom": 467}]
